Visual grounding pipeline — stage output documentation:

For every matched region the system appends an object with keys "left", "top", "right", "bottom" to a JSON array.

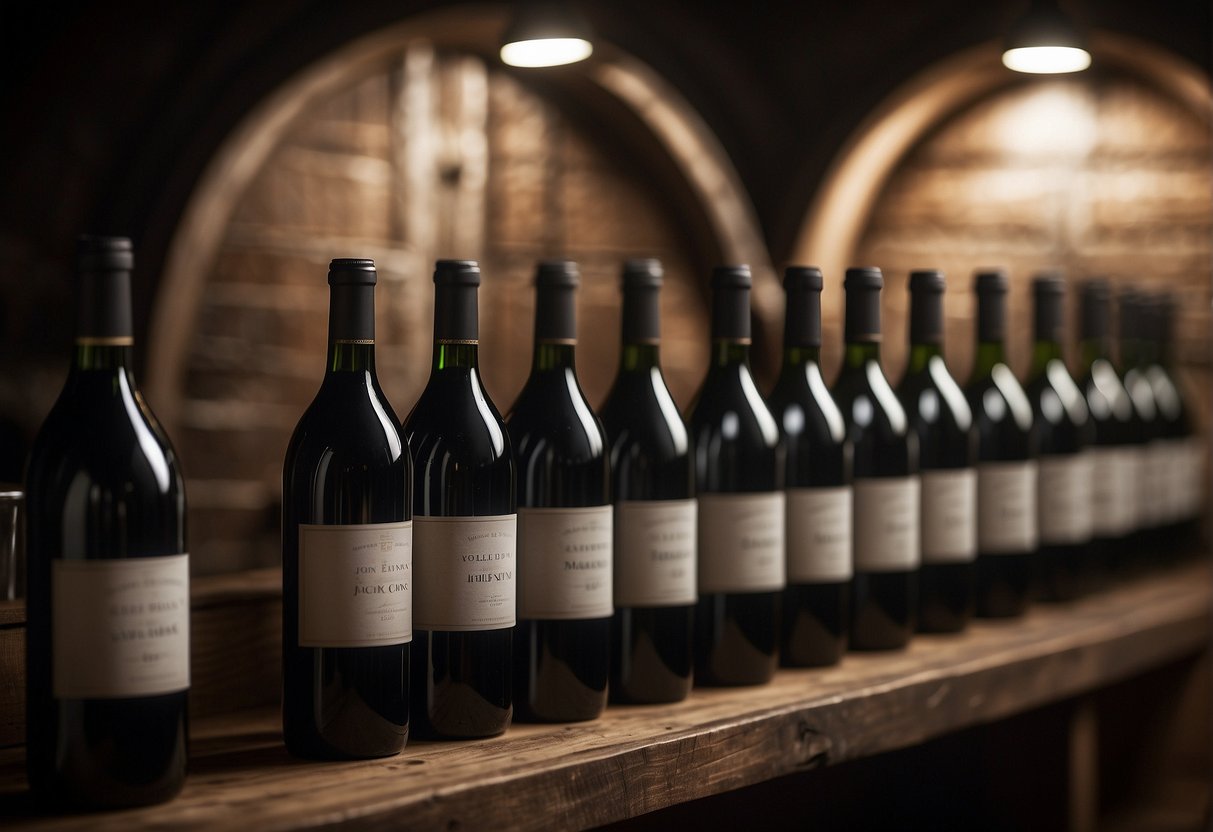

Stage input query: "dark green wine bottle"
[
  {"left": 508, "top": 261, "right": 611, "bottom": 722},
  {"left": 768, "top": 266, "right": 850, "bottom": 667},
  {"left": 688, "top": 265, "right": 783, "bottom": 685},
  {"left": 26, "top": 236, "right": 189, "bottom": 808},
  {"left": 404, "top": 260, "right": 515, "bottom": 739},
  {"left": 282, "top": 258, "right": 411, "bottom": 759},
  {"left": 1077, "top": 279, "right": 1135, "bottom": 578},
  {"left": 1144, "top": 292, "right": 1200, "bottom": 555},
  {"left": 966, "top": 270, "right": 1036, "bottom": 618},
  {"left": 1026, "top": 275, "right": 1093, "bottom": 601},
  {"left": 1118, "top": 288, "right": 1162, "bottom": 564},
  {"left": 601, "top": 259, "right": 695, "bottom": 704},
  {"left": 832, "top": 267, "right": 918, "bottom": 650},
  {"left": 897, "top": 270, "right": 975, "bottom": 633}
]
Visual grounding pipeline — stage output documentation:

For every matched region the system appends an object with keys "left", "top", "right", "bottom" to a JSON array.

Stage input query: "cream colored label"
[
  {"left": 298, "top": 522, "right": 412, "bottom": 648},
  {"left": 413, "top": 515, "right": 516, "bottom": 631},
  {"left": 1038, "top": 453, "right": 1094, "bottom": 545},
  {"left": 921, "top": 469, "right": 977, "bottom": 564},
  {"left": 978, "top": 461, "right": 1038, "bottom": 554},
  {"left": 1142, "top": 441, "right": 1169, "bottom": 528},
  {"left": 786, "top": 487, "right": 852, "bottom": 582},
  {"left": 614, "top": 499, "right": 697, "bottom": 607},
  {"left": 1127, "top": 446, "right": 1149, "bottom": 532},
  {"left": 52, "top": 554, "right": 190, "bottom": 699},
  {"left": 1091, "top": 447, "right": 1135, "bottom": 538},
  {"left": 697, "top": 493, "right": 785, "bottom": 593},
  {"left": 1183, "top": 436, "right": 1206, "bottom": 520},
  {"left": 853, "top": 477, "right": 920, "bottom": 571},
  {"left": 517, "top": 506, "right": 613, "bottom": 620}
]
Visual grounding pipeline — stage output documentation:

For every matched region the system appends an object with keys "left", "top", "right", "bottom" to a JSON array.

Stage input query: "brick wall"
[{"left": 851, "top": 71, "right": 1210, "bottom": 427}]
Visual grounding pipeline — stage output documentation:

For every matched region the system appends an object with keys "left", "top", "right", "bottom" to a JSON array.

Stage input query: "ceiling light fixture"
[
  {"left": 500, "top": 3, "right": 594, "bottom": 68},
  {"left": 1001, "top": 0, "right": 1091, "bottom": 75}
]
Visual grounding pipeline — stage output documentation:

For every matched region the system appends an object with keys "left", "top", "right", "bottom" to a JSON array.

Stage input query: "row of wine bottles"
[{"left": 23, "top": 237, "right": 1203, "bottom": 810}]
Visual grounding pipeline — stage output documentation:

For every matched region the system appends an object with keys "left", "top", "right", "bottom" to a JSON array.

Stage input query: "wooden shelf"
[{"left": 0, "top": 563, "right": 1209, "bottom": 831}]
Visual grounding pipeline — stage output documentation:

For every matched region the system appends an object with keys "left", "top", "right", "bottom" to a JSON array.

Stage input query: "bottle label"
[
  {"left": 1127, "top": 445, "right": 1149, "bottom": 531},
  {"left": 1184, "top": 436, "right": 1206, "bottom": 520},
  {"left": 614, "top": 499, "right": 697, "bottom": 607},
  {"left": 298, "top": 522, "right": 413, "bottom": 648},
  {"left": 786, "top": 487, "right": 852, "bottom": 582},
  {"left": 1142, "top": 442, "right": 1169, "bottom": 528},
  {"left": 1090, "top": 448, "right": 1134, "bottom": 538},
  {"left": 1038, "top": 453, "right": 1094, "bottom": 545},
  {"left": 921, "top": 469, "right": 977, "bottom": 564},
  {"left": 978, "top": 461, "right": 1038, "bottom": 554},
  {"left": 517, "top": 506, "right": 613, "bottom": 620},
  {"left": 52, "top": 554, "right": 190, "bottom": 699},
  {"left": 412, "top": 515, "right": 516, "bottom": 631},
  {"left": 697, "top": 493, "right": 785, "bottom": 593},
  {"left": 853, "top": 477, "right": 920, "bottom": 571}
]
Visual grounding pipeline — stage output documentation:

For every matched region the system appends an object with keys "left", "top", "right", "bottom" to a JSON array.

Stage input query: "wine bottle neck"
[
  {"left": 971, "top": 340, "right": 1006, "bottom": 380},
  {"left": 620, "top": 342, "right": 661, "bottom": 372},
  {"left": 1030, "top": 338, "right": 1065, "bottom": 376},
  {"left": 533, "top": 341, "right": 576, "bottom": 372},
  {"left": 843, "top": 340, "right": 880, "bottom": 369},
  {"left": 72, "top": 342, "right": 133, "bottom": 372},
  {"left": 434, "top": 340, "right": 479, "bottom": 371},
  {"left": 712, "top": 339, "right": 751, "bottom": 368},
  {"left": 906, "top": 342, "right": 942, "bottom": 374},
  {"left": 1079, "top": 337, "right": 1107, "bottom": 371},
  {"left": 328, "top": 341, "right": 376, "bottom": 374},
  {"left": 781, "top": 345, "right": 821, "bottom": 370}
]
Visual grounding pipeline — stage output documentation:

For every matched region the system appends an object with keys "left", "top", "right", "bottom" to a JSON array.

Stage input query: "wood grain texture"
[{"left": 0, "top": 563, "right": 1208, "bottom": 831}]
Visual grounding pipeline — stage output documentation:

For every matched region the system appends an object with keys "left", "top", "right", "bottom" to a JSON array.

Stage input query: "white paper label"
[
  {"left": 786, "top": 487, "right": 852, "bottom": 582},
  {"left": 517, "top": 506, "right": 613, "bottom": 620},
  {"left": 1126, "top": 445, "right": 1150, "bottom": 532},
  {"left": 413, "top": 515, "right": 516, "bottom": 631},
  {"left": 1090, "top": 448, "right": 1135, "bottom": 538},
  {"left": 1038, "top": 453, "right": 1094, "bottom": 545},
  {"left": 921, "top": 469, "right": 977, "bottom": 564},
  {"left": 298, "top": 522, "right": 412, "bottom": 648},
  {"left": 853, "top": 477, "right": 920, "bottom": 572},
  {"left": 52, "top": 554, "right": 190, "bottom": 699},
  {"left": 614, "top": 499, "right": 697, "bottom": 607},
  {"left": 1142, "top": 441, "right": 1169, "bottom": 528},
  {"left": 978, "top": 461, "right": 1038, "bottom": 554},
  {"left": 1183, "top": 436, "right": 1206, "bottom": 520},
  {"left": 697, "top": 492, "right": 785, "bottom": 593}
]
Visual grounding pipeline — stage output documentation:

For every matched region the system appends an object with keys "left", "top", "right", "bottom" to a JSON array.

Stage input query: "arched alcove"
[
  {"left": 791, "top": 34, "right": 1212, "bottom": 390},
  {"left": 147, "top": 8, "right": 775, "bottom": 573}
]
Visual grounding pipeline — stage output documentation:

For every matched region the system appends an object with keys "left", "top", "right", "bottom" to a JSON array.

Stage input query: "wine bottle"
[
  {"left": 1144, "top": 293, "right": 1199, "bottom": 554},
  {"left": 25, "top": 236, "right": 189, "bottom": 808},
  {"left": 282, "top": 258, "right": 411, "bottom": 759},
  {"left": 687, "top": 265, "right": 783, "bottom": 685},
  {"left": 1118, "top": 288, "right": 1162, "bottom": 563},
  {"left": 1076, "top": 279, "right": 1136, "bottom": 577},
  {"left": 832, "top": 267, "right": 918, "bottom": 649},
  {"left": 1026, "top": 275, "right": 1093, "bottom": 601},
  {"left": 404, "top": 260, "right": 515, "bottom": 739},
  {"left": 768, "top": 266, "right": 850, "bottom": 666},
  {"left": 966, "top": 270, "right": 1036, "bottom": 618},
  {"left": 897, "top": 270, "right": 975, "bottom": 633},
  {"left": 601, "top": 259, "right": 696, "bottom": 703},
  {"left": 508, "top": 261, "right": 611, "bottom": 722}
]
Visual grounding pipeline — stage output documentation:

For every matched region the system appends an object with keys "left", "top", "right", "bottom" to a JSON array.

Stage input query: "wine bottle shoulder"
[
  {"left": 688, "top": 364, "right": 779, "bottom": 450},
  {"left": 287, "top": 380, "right": 407, "bottom": 467},
  {"left": 769, "top": 367, "right": 847, "bottom": 450}
]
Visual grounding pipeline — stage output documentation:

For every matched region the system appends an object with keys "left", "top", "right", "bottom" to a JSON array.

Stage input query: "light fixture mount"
[
  {"left": 500, "top": 2, "right": 595, "bottom": 68},
  {"left": 1001, "top": 0, "right": 1091, "bottom": 75}
]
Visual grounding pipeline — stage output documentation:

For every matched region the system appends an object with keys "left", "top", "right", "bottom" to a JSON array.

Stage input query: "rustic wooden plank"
[{"left": 0, "top": 564, "right": 1207, "bottom": 831}]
